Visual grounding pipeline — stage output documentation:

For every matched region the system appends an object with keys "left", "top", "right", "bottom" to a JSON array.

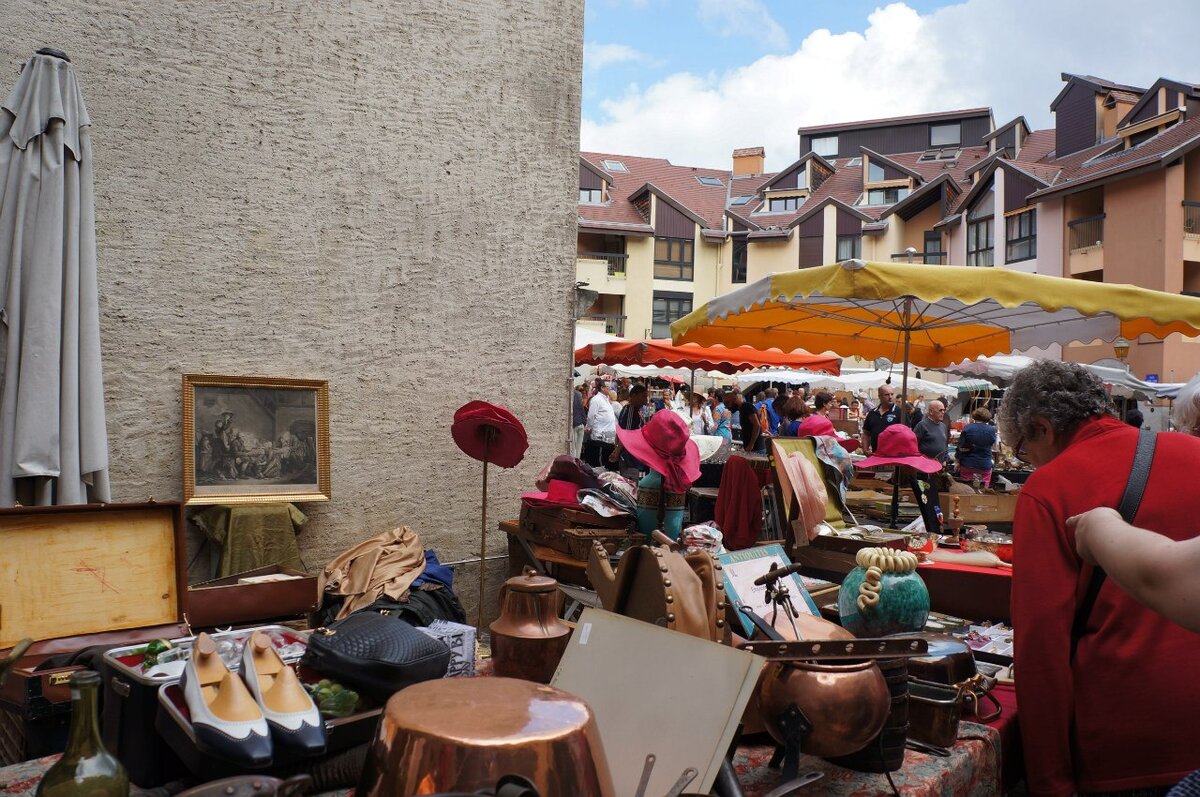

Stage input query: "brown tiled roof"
[
  {"left": 1015, "top": 128, "right": 1056, "bottom": 162},
  {"left": 886, "top": 146, "right": 990, "bottom": 183},
  {"left": 1106, "top": 89, "right": 1142, "bottom": 105},
  {"left": 797, "top": 107, "right": 991, "bottom": 135},
  {"left": 579, "top": 151, "right": 736, "bottom": 230},
  {"left": 1029, "top": 116, "right": 1200, "bottom": 200}
]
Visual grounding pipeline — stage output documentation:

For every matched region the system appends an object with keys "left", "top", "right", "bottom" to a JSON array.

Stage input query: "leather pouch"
[{"left": 301, "top": 611, "right": 451, "bottom": 702}]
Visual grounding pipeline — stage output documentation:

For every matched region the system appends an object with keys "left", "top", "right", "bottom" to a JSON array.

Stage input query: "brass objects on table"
[
  {"left": 753, "top": 614, "right": 891, "bottom": 759},
  {"left": 489, "top": 567, "right": 572, "bottom": 684},
  {"left": 586, "top": 542, "right": 726, "bottom": 642},
  {"left": 356, "top": 677, "right": 615, "bottom": 797}
]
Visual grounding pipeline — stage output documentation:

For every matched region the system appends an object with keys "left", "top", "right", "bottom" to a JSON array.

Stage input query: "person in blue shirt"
[
  {"left": 956, "top": 406, "right": 998, "bottom": 486},
  {"left": 755, "top": 387, "right": 781, "bottom": 435}
]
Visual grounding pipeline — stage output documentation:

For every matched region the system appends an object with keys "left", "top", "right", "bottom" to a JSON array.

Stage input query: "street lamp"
[{"left": 1113, "top": 336, "right": 1130, "bottom": 362}]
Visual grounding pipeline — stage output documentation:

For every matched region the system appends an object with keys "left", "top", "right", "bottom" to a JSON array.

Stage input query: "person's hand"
[{"left": 1067, "top": 506, "right": 1124, "bottom": 563}]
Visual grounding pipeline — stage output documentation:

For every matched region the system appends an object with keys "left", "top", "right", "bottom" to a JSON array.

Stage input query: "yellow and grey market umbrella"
[{"left": 672, "top": 259, "right": 1200, "bottom": 372}]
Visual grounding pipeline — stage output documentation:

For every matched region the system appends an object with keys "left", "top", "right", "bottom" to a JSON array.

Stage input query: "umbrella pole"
[
  {"left": 890, "top": 466, "right": 902, "bottom": 529},
  {"left": 690, "top": 367, "right": 696, "bottom": 395},
  {"left": 900, "top": 301, "right": 912, "bottom": 425},
  {"left": 478, "top": 432, "right": 491, "bottom": 629}
]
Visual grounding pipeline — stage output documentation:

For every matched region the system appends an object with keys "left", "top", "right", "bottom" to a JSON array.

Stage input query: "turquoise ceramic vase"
[{"left": 838, "top": 548, "right": 930, "bottom": 637}]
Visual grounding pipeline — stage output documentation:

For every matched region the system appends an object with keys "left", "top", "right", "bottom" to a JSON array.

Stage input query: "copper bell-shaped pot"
[{"left": 489, "top": 567, "right": 571, "bottom": 683}]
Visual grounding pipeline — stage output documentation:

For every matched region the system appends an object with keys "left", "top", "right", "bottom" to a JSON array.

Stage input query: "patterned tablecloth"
[{"left": 0, "top": 722, "right": 1000, "bottom": 797}]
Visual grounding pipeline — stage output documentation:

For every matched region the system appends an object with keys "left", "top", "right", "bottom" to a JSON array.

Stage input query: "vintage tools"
[
  {"left": 737, "top": 563, "right": 928, "bottom": 780},
  {"left": 357, "top": 677, "right": 615, "bottom": 797},
  {"left": 489, "top": 568, "right": 572, "bottom": 684}
]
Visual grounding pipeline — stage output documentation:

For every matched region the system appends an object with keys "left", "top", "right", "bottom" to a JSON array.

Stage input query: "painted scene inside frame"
[{"left": 193, "top": 385, "right": 320, "bottom": 496}]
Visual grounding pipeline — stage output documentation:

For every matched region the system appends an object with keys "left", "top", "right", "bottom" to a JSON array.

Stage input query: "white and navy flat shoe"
[
  {"left": 181, "top": 632, "right": 272, "bottom": 766},
  {"left": 241, "top": 631, "right": 326, "bottom": 755}
]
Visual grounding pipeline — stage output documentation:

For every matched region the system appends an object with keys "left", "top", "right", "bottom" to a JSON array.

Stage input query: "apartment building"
[{"left": 577, "top": 71, "right": 1200, "bottom": 380}]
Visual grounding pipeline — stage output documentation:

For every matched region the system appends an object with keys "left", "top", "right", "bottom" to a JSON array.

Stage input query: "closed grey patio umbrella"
[{"left": 0, "top": 49, "right": 110, "bottom": 505}]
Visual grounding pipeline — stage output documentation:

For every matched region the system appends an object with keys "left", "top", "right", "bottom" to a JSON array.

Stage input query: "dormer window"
[
  {"left": 930, "top": 123, "right": 961, "bottom": 147},
  {"left": 812, "top": 136, "right": 838, "bottom": 158},
  {"left": 867, "top": 162, "right": 887, "bottom": 183},
  {"left": 862, "top": 187, "right": 911, "bottom": 206},
  {"left": 579, "top": 188, "right": 603, "bottom": 204},
  {"left": 768, "top": 196, "right": 802, "bottom": 212},
  {"left": 602, "top": 159, "right": 628, "bottom": 172}
]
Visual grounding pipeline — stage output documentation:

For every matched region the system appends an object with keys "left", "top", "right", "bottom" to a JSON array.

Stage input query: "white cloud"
[
  {"left": 697, "top": 0, "right": 789, "bottom": 51},
  {"left": 584, "top": 42, "right": 655, "bottom": 72},
  {"left": 582, "top": 0, "right": 1200, "bottom": 171}
]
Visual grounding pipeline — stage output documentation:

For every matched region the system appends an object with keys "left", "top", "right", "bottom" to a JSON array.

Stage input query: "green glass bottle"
[{"left": 35, "top": 671, "right": 129, "bottom": 797}]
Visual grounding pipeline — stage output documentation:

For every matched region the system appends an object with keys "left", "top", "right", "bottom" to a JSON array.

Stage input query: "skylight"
[
  {"left": 697, "top": 176, "right": 724, "bottom": 187},
  {"left": 845, "top": 157, "right": 862, "bottom": 167},
  {"left": 730, "top": 195, "right": 754, "bottom": 205},
  {"left": 602, "top": 159, "right": 628, "bottom": 172}
]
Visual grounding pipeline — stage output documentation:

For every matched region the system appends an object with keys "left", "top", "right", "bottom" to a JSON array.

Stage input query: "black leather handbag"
[{"left": 301, "top": 610, "right": 451, "bottom": 702}]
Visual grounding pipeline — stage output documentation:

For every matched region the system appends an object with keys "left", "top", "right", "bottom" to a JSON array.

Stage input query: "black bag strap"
[{"left": 1070, "top": 428, "right": 1157, "bottom": 658}]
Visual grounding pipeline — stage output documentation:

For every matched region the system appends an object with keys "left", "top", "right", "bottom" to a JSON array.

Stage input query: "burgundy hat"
[
  {"left": 797, "top": 415, "right": 860, "bottom": 452},
  {"left": 451, "top": 400, "right": 528, "bottom": 469},
  {"left": 615, "top": 410, "right": 699, "bottom": 493},
  {"left": 521, "top": 478, "right": 582, "bottom": 509},
  {"left": 855, "top": 424, "right": 941, "bottom": 474}
]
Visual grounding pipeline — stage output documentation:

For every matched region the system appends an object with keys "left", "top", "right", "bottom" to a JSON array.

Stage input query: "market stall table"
[{"left": 0, "top": 721, "right": 1002, "bottom": 797}]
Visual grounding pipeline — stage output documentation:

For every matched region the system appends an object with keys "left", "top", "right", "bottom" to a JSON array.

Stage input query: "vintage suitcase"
[
  {"left": 517, "top": 504, "right": 631, "bottom": 551},
  {"left": 100, "top": 626, "right": 305, "bottom": 786},
  {"left": 0, "top": 501, "right": 188, "bottom": 767},
  {"left": 186, "top": 566, "right": 319, "bottom": 628}
]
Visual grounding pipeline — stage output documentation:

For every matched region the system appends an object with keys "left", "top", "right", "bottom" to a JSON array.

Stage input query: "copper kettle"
[{"left": 489, "top": 568, "right": 571, "bottom": 684}]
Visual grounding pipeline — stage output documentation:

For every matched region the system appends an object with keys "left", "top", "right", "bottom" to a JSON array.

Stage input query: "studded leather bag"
[
  {"left": 301, "top": 610, "right": 451, "bottom": 702},
  {"left": 586, "top": 542, "right": 727, "bottom": 642}
]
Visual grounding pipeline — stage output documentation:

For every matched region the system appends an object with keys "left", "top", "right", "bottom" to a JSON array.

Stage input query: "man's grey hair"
[
  {"left": 1171, "top": 372, "right": 1200, "bottom": 434},
  {"left": 767, "top": 387, "right": 779, "bottom": 398},
  {"left": 997, "top": 360, "right": 1113, "bottom": 442}
]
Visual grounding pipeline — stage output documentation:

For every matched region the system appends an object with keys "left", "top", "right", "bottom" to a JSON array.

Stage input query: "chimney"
[{"left": 733, "top": 146, "right": 765, "bottom": 177}]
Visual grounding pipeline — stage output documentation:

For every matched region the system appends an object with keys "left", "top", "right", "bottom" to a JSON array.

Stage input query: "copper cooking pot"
[
  {"left": 357, "top": 677, "right": 615, "bottom": 797},
  {"left": 750, "top": 612, "right": 890, "bottom": 758},
  {"left": 489, "top": 568, "right": 571, "bottom": 684}
]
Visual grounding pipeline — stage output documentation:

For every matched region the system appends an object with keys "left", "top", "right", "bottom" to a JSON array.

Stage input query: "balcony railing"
[
  {"left": 1184, "top": 201, "right": 1200, "bottom": 236},
  {"left": 579, "top": 251, "right": 628, "bottom": 277},
  {"left": 1068, "top": 214, "right": 1105, "bottom": 251},
  {"left": 580, "top": 314, "right": 626, "bottom": 336},
  {"left": 890, "top": 252, "right": 946, "bottom": 264}
]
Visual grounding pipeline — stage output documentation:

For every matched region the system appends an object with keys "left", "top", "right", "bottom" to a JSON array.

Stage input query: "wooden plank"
[{"left": 0, "top": 508, "right": 179, "bottom": 647}]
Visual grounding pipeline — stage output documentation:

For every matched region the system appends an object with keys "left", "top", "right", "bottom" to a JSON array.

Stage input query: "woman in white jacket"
[{"left": 585, "top": 389, "right": 618, "bottom": 469}]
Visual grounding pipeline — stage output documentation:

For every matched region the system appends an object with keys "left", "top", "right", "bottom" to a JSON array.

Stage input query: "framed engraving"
[{"left": 182, "top": 374, "right": 330, "bottom": 505}]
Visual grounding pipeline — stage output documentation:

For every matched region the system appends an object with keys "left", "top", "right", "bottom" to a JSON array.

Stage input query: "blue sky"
[{"left": 581, "top": 0, "right": 1200, "bottom": 171}]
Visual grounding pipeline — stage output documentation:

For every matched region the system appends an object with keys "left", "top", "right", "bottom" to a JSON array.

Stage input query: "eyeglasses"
[{"left": 1013, "top": 436, "right": 1030, "bottom": 464}]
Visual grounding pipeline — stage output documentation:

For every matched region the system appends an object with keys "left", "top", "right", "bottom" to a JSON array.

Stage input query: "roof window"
[
  {"left": 696, "top": 176, "right": 724, "bottom": 187},
  {"left": 602, "top": 159, "right": 628, "bottom": 172},
  {"left": 845, "top": 157, "right": 862, "bottom": 167},
  {"left": 730, "top": 195, "right": 754, "bottom": 205},
  {"left": 918, "top": 148, "right": 960, "bottom": 162}
]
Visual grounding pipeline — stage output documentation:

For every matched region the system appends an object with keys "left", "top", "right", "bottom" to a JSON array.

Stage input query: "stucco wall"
[{"left": 4, "top": 1, "right": 584, "bottom": 612}]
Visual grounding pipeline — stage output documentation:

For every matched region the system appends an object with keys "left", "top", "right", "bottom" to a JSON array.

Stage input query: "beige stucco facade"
[{"left": 6, "top": 1, "right": 584, "bottom": 619}]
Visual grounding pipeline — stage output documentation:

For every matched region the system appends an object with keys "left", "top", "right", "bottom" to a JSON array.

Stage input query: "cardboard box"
[{"left": 940, "top": 493, "right": 1019, "bottom": 523}]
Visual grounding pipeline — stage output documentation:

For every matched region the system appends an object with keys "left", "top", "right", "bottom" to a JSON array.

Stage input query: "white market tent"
[
  {"left": 945, "top": 355, "right": 1165, "bottom": 399},
  {"left": 735, "top": 369, "right": 951, "bottom": 397}
]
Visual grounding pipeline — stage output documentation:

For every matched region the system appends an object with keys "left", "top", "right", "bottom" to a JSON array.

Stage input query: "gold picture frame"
[{"left": 182, "top": 374, "right": 331, "bottom": 505}]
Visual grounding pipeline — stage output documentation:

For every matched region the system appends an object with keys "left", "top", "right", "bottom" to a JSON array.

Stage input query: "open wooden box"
[{"left": 0, "top": 501, "right": 188, "bottom": 764}]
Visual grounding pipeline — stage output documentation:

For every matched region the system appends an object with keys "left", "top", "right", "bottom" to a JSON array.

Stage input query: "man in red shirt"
[{"left": 998, "top": 361, "right": 1200, "bottom": 796}]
